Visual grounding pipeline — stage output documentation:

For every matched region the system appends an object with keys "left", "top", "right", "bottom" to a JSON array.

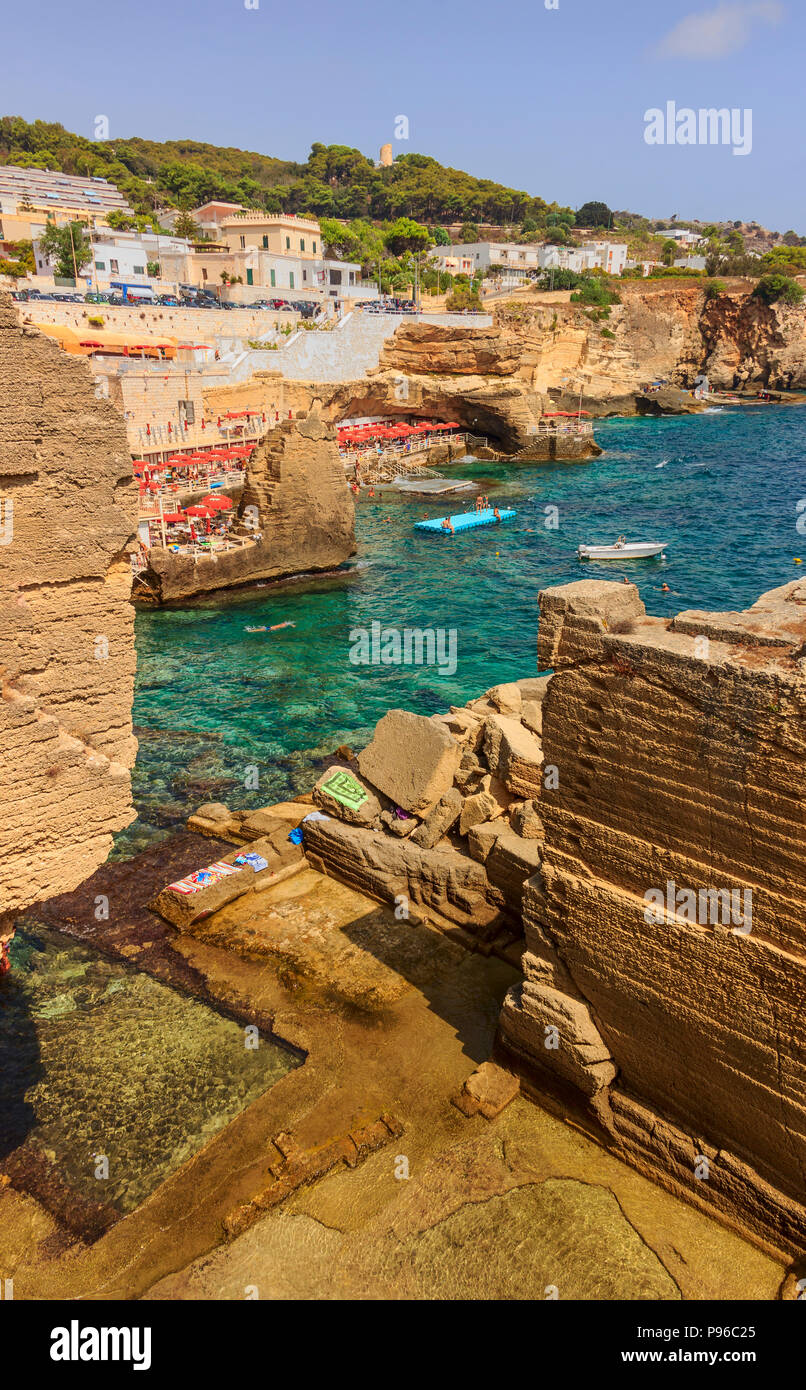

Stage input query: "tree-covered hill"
[{"left": 0, "top": 116, "right": 566, "bottom": 225}]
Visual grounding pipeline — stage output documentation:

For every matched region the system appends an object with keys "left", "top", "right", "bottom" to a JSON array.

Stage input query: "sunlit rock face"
[
  {"left": 0, "top": 294, "right": 139, "bottom": 923},
  {"left": 500, "top": 577, "right": 806, "bottom": 1257},
  {"left": 142, "top": 405, "right": 355, "bottom": 603}
]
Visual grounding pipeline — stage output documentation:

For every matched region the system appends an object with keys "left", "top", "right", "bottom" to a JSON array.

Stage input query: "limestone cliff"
[
  {"left": 500, "top": 577, "right": 806, "bottom": 1257},
  {"left": 494, "top": 280, "right": 806, "bottom": 408},
  {"left": 140, "top": 405, "right": 355, "bottom": 604},
  {"left": 0, "top": 293, "right": 139, "bottom": 928}
]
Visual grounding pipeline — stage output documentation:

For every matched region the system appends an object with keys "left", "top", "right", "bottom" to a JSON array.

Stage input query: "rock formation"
[
  {"left": 0, "top": 293, "right": 139, "bottom": 931},
  {"left": 138, "top": 405, "right": 355, "bottom": 603},
  {"left": 300, "top": 684, "right": 549, "bottom": 956},
  {"left": 164, "top": 571, "right": 805, "bottom": 1256},
  {"left": 500, "top": 577, "right": 806, "bottom": 1257},
  {"left": 494, "top": 279, "right": 806, "bottom": 409}
]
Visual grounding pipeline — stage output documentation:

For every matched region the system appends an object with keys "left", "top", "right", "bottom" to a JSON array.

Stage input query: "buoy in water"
[{"left": 795, "top": 557, "right": 803, "bottom": 564}]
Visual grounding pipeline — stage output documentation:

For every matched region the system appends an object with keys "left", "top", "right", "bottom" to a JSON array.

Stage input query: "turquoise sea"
[{"left": 125, "top": 406, "right": 806, "bottom": 850}]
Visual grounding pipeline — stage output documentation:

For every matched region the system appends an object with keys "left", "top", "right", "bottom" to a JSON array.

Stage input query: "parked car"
[
  {"left": 156, "top": 295, "right": 179, "bottom": 305},
  {"left": 84, "top": 292, "right": 110, "bottom": 304}
]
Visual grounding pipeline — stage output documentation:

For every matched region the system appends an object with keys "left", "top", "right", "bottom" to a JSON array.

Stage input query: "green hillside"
[{"left": 0, "top": 116, "right": 564, "bottom": 225}]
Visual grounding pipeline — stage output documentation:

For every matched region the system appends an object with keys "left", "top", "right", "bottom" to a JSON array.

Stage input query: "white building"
[
  {"left": 433, "top": 241, "right": 543, "bottom": 276},
  {"left": 429, "top": 251, "right": 478, "bottom": 277},
  {"left": 665, "top": 228, "right": 701, "bottom": 248},
  {"left": 157, "top": 243, "right": 372, "bottom": 303},
  {"left": 34, "top": 228, "right": 193, "bottom": 288},
  {"left": 538, "top": 241, "right": 628, "bottom": 276},
  {"left": 434, "top": 238, "right": 628, "bottom": 279}
]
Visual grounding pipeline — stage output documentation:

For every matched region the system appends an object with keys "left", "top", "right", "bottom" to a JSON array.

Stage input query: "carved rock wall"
[
  {"left": 500, "top": 578, "right": 806, "bottom": 1256},
  {"left": 0, "top": 294, "right": 139, "bottom": 921}
]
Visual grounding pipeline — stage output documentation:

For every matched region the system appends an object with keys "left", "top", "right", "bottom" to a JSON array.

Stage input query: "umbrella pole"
[{"left": 159, "top": 493, "right": 167, "bottom": 549}]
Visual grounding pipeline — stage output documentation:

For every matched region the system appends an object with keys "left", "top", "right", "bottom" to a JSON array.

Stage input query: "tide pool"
[{"left": 124, "top": 406, "right": 806, "bottom": 853}]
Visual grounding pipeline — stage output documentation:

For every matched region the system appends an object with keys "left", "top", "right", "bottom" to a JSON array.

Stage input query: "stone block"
[
  {"left": 149, "top": 861, "right": 255, "bottom": 930},
  {"left": 453, "top": 1062, "right": 520, "bottom": 1119},
  {"left": 410, "top": 787, "right": 463, "bottom": 849},
  {"left": 482, "top": 714, "right": 543, "bottom": 798},
  {"left": 313, "top": 767, "right": 382, "bottom": 826},
  {"left": 486, "top": 682, "right": 523, "bottom": 716},
  {"left": 358, "top": 709, "right": 461, "bottom": 814},
  {"left": 467, "top": 819, "right": 504, "bottom": 863}
]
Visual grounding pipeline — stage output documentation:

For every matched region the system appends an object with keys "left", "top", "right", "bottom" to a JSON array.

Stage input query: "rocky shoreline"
[{"left": 142, "top": 574, "right": 806, "bottom": 1261}]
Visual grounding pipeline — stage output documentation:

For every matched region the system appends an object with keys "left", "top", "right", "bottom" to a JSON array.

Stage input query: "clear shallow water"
[
  {"left": 0, "top": 924, "right": 298, "bottom": 1214},
  {"left": 125, "top": 407, "right": 806, "bottom": 851}
]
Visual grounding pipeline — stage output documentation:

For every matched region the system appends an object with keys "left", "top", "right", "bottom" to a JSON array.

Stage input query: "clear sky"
[{"left": 3, "top": 0, "right": 803, "bottom": 230}]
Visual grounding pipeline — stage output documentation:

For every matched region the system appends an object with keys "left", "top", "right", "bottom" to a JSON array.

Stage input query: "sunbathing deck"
[{"left": 415, "top": 507, "right": 516, "bottom": 533}]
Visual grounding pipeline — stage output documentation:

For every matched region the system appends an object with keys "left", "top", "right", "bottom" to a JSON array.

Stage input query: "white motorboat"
[{"left": 577, "top": 540, "right": 667, "bottom": 560}]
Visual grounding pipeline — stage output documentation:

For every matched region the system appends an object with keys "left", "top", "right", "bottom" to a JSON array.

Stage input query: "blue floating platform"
[{"left": 415, "top": 507, "right": 516, "bottom": 534}]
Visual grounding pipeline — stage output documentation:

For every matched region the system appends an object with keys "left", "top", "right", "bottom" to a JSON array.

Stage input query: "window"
[
  {"left": 329, "top": 269, "right": 342, "bottom": 285},
  {"left": 110, "top": 259, "right": 119, "bottom": 273},
  {"left": 300, "top": 238, "right": 305, "bottom": 252},
  {"left": 240, "top": 235, "right": 246, "bottom": 249},
  {"left": 302, "top": 269, "right": 307, "bottom": 281},
  {"left": 246, "top": 268, "right": 253, "bottom": 285},
  {"left": 286, "top": 236, "right": 290, "bottom": 249},
  {"left": 312, "top": 241, "right": 317, "bottom": 254},
  {"left": 133, "top": 264, "right": 145, "bottom": 274},
  {"left": 270, "top": 269, "right": 276, "bottom": 287},
  {"left": 95, "top": 260, "right": 106, "bottom": 270},
  {"left": 201, "top": 268, "right": 208, "bottom": 281},
  {"left": 289, "top": 272, "right": 294, "bottom": 289},
  {"left": 262, "top": 235, "right": 268, "bottom": 248}
]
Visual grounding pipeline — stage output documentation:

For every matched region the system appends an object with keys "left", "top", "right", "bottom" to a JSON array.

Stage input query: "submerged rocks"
[
  {"left": 453, "top": 1061, "right": 520, "bottom": 1120},
  {"left": 357, "top": 709, "right": 461, "bottom": 814}
]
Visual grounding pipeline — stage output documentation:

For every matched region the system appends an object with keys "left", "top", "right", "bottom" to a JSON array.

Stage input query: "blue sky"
[{"left": 3, "top": 0, "right": 803, "bottom": 230}]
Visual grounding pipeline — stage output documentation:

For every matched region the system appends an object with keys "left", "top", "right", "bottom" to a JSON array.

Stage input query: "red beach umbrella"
[{"left": 185, "top": 504, "right": 212, "bottom": 518}]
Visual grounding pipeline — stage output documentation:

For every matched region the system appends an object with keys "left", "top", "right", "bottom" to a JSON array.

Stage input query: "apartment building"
[
  {"left": 33, "top": 227, "right": 192, "bottom": 288},
  {"left": 435, "top": 241, "right": 544, "bottom": 275},
  {"left": 537, "top": 241, "right": 628, "bottom": 275},
  {"left": 0, "top": 164, "right": 133, "bottom": 242},
  {"left": 158, "top": 243, "right": 369, "bottom": 301}
]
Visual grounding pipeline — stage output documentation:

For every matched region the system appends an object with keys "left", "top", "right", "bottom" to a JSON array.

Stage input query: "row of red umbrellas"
[
  {"left": 133, "top": 445, "right": 254, "bottom": 475},
  {"left": 337, "top": 421, "right": 461, "bottom": 444},
  {"left": 164, "top": 494, "right": 234, "bottom": 523}
]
